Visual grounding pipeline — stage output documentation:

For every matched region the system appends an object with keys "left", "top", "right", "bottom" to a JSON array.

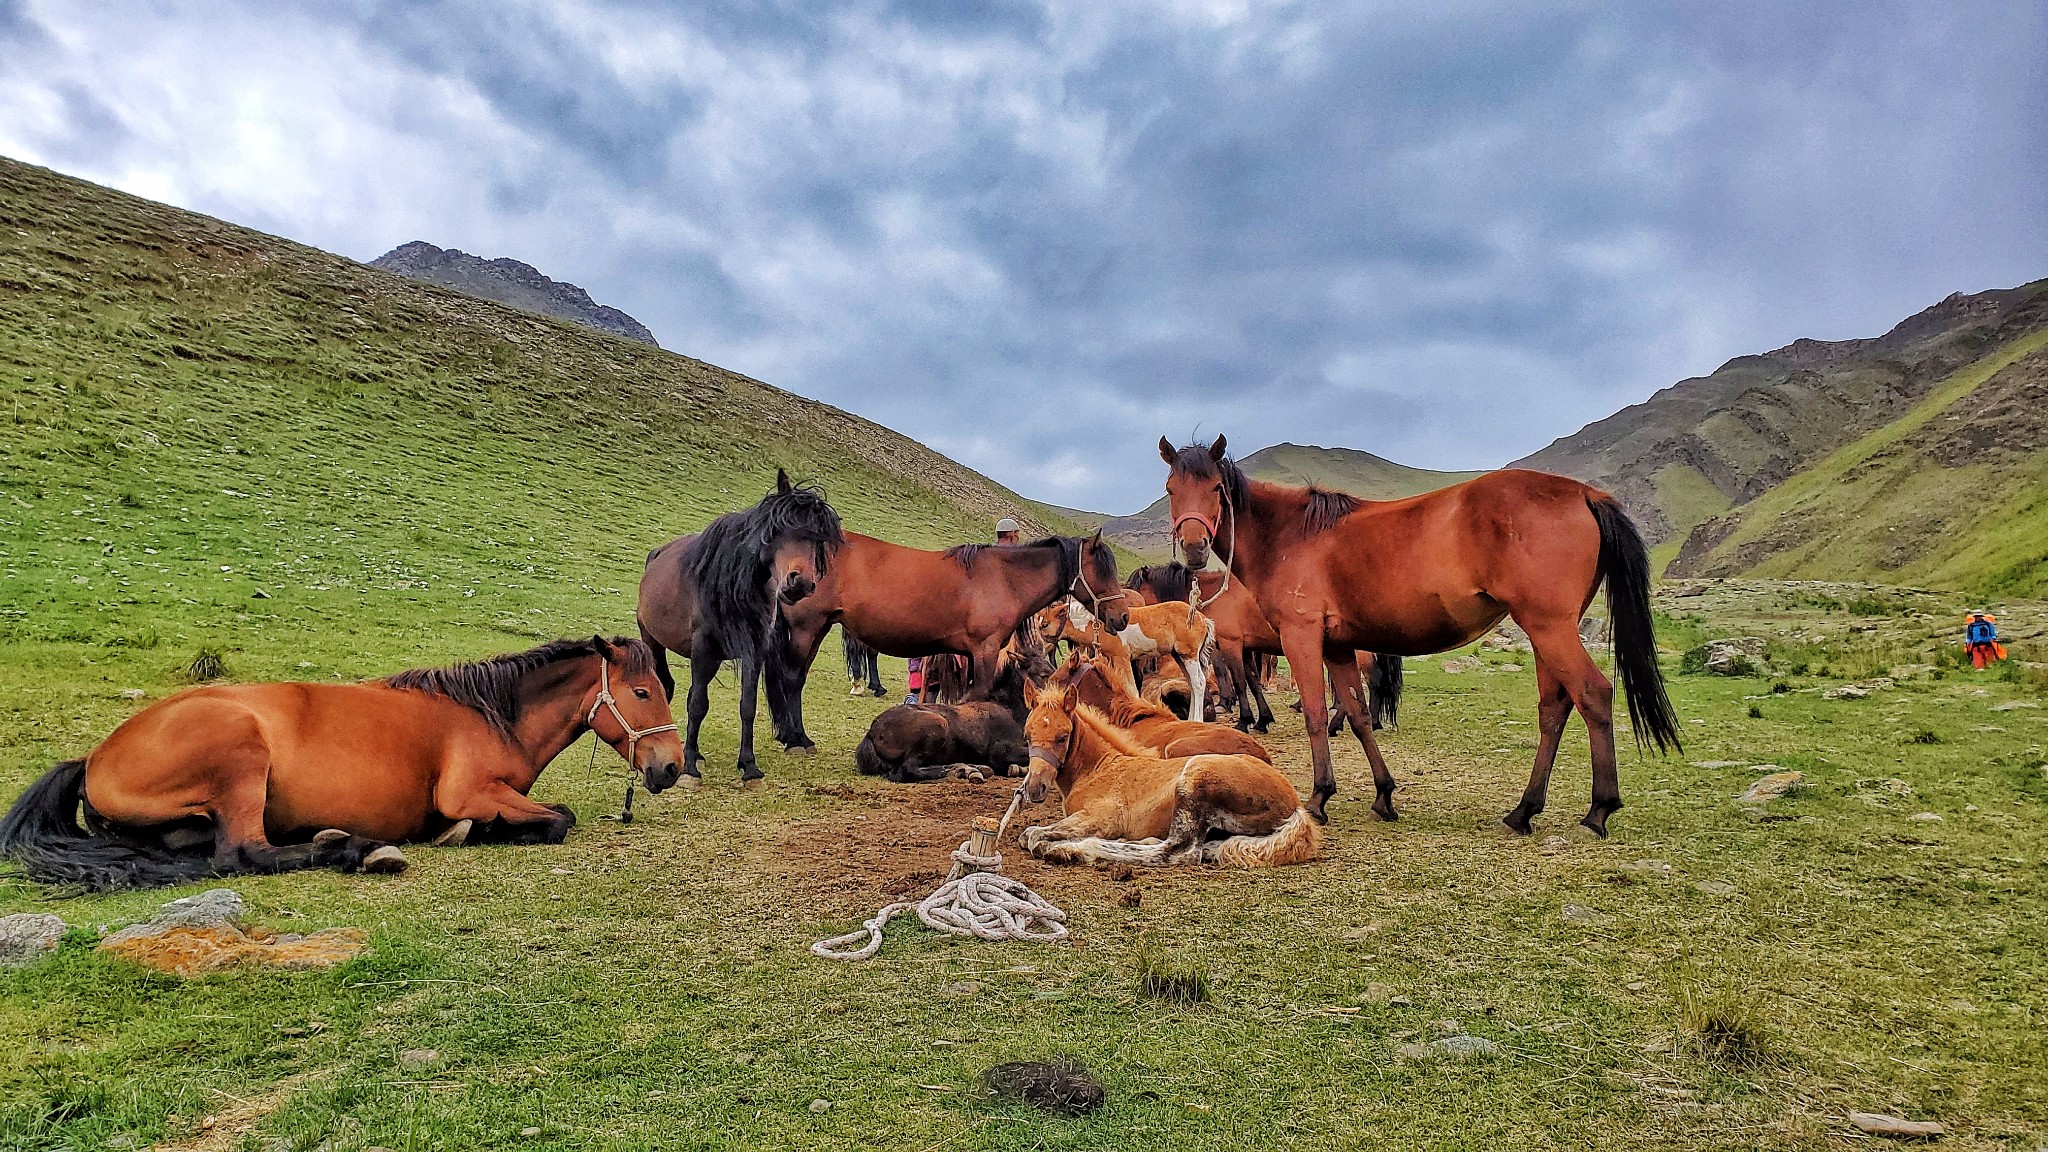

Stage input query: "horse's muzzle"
[
  {"left": 1181, "top": 539, "right": 1211, "bottom": 570},
  {"left": 779, "top": 574, "right": 816, "bottom": 604},
  {"left": 645, "top": 760, "right": 682, "bottom": 794}
]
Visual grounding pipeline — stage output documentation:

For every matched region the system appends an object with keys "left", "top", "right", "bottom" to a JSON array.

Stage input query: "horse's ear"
[
  {"left": 1209, "top": 434, "right": 1228, "bottom": 462},
  {"left": 591, "top": 634, "right": 615, "bottom": 661},
  {"left": 1158, "top": 436, "right": 1176, "bottom": 465},
  {"left": 775, "top": 468, "right": 792, "bottom": 494}
]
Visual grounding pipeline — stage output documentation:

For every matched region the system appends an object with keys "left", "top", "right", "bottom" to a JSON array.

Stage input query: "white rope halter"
[{"left": 586, "top": 658, "right": 678, "bottom": 823}]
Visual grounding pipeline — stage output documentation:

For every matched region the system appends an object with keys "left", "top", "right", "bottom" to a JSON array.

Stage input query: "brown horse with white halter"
[
  {"left": 765, "top": 532, "right": 1128, "bottom": 751},
  {"left": 1018, "top": 656, "right": 1319, "bottom": 867},
  {"left": 1159, "top": 436, "right": 1679, "bottom": 836},
  {"left": 0, "top": 637, "right": 683, "bottom": 890}
]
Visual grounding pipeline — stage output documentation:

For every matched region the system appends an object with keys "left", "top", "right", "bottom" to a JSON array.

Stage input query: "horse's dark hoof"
[
  {"left": 781, "top": 743, "right": 815, "bottom": 756},
  {"left": 1371, "top": 805, "right": 1399, "bottom": 822},
  {"left": 1305, "top": 802, "right": 1329, "bottom": 825},
  {"left": 313, "top": 828, "right": 351, "bottom": 847},
  {"left": 1500, "top": 812, "right": 1534, "bottom": 836},
  {"left": 1579, "top": 815, "right": 1611, "bottom": 838},
  {"left": 362, "top": 845, "right": 409, "bottom": 874},
  {"left": 546, "top": 803, "right": 577, "bottom": 827}
]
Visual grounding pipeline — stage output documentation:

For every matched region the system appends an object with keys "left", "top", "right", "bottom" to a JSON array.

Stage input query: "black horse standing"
[{"left": 637, "top": 471, "right": 842, "bottom": 786}]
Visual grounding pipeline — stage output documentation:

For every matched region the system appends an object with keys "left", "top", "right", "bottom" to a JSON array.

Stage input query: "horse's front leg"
[
  {"left": 964, "top": 639, "right": 1002, "bottom": 701},
  {"left": 682, "top": 647, "right": 717, "bottom": 788},
  {"left": 1279, "top": 629, "right": 1338, "bottom": 824},
  {"left": 1327, "top": 651, "right": 1397, "bottom": 822},
  {"left": 444, "top": 780, "right": 578, "bottom": 845},
  {"left": 736, "top": 653, "right": 765, "bottom": 785},
  {"left": 768, "top": 617, "right": 823, "bottom": 753}
]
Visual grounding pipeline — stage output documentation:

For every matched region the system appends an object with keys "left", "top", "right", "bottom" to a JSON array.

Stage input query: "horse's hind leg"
[
  {"left": 1327, "top": 652, "right": 1397, "bottom": 822},
  {"left": 1503, "top": 661, "right": 1573, "bottom": 835},
  {"left": 209, "top": 774, "right": 399, "bottom": 875},
  {"left": 1524, "top": 617, "right": 1621, "bottom": 836},
  {"left": 736, "top": 655, "right": 765, "bottom": 784}
]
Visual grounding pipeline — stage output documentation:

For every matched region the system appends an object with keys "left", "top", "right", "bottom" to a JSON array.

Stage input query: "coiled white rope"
[{"left": 810, "top": 790, "right": 1068, "bottom": 961}]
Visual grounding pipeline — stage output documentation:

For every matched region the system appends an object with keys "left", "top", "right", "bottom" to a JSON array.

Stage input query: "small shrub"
[
  {"left": 181, "top": 647, "right": 229, "bottom": 683},
  {"left": 1135, "top": 940, "right": 1210, "bottom": 1005},
  {"left": 1789, "top": 662, "right": 1809, "bottom": 677},
  {"left": 1846, "top": 596, "right": 1896, "bottom": 617},
  {"left": 1667, "top": 956, "right": 1769, "bottom": 1067},
  {"left": 1747, "top": 705, "right": 1763, "bottom": 719},
  {"left": 1770, "top": 681, "right": 1790, "bottom": 695},
  {"left": 1910, "top": 730, "right": 1942, "bottom": 745}
]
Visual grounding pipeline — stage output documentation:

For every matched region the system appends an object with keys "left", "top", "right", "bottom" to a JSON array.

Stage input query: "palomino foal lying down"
[{"left": 1018, "top": 663, "right": 1318, "bottom": 868}]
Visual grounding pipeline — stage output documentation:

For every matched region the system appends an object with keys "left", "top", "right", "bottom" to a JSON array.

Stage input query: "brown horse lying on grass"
[
  {"left": 854, "top": 645, "right": 1047, "bottom": 783},
  {"left": 0, "top": 637, "right": 684, "bottom": 890},
  {"left": 1017, "top": 658, "right": 1318, "bottom": 868}
]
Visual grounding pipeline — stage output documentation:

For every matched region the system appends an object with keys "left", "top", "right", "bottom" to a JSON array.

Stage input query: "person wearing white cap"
[{"left": 995, "top": 516, "right": 1021, "bottom": 545}]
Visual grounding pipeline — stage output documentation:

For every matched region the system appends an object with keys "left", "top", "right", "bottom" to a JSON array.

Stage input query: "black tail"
[
  {"left": 1588, "top": 496, "right": 1681, "bottom": 753},
  {"left": 1367, "top": 653, "right": 1403, "bottom": 729},
  {"left": 0, "top": 759, "right": 218, "bottom": 891}
]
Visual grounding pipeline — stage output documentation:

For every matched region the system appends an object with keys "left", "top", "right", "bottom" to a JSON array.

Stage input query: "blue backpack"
[{"left": 1967, "top": 619, "right": 1996, "bottom": 645}]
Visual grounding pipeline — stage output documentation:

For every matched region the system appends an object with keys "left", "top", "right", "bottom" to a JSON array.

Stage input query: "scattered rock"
[
  {"left": 1847, "top": 1112, "right": 1944, "bottom": 1138},
  {"left": 397, "top": 1049, "right": 441, "bottom": 1071},
  {"left": 1738, "top": 772, "right": 1804, "bottom": 803},
  {"left": 1432, "top": 1018, "right": 1463, "bottom": 1036},
  {"left": 1990, "top": 701, "right": 2040, "bottom": 711},
  {"left": 1823, "top": 684, "right": 1869, "bottom": 700},
  {"left": 942, "top": 980, "right": 984, "bottom": 997},
  {"left": 0, "top": 912, "right": 66, "bottom": 967},
  {"left": 1363, "top": 983, "right": 1400, "bottom": 1004},
  {"left": 1623, "top": 859, "right": 1673, "bottom": 878},
  {"left": 520, "top": 1127, "right": 544, "bottom": 1137},
  {"left": 1747, "top": 763, "right": 1785, "bottom": 773},
  {"left": 1682, "top": 638, "right": 1770, "bottom": 677},
  {"left": 1693, "top": 880, "right": 1737, "bottom": 897},
  {"left": 1883, "top": 778, "right": 1915, "bottom": 795},
  {"left": 1440, "top": 656, "right": 1484, "bottom": 674},
  {"left": 1562, "top": 904, "right": 1601, "bottom": 924},
  {"left": 808, "top": 1099, "right": 833, "bottom": 1114},
  {"left": 98, "top": 888, "right": 369, "bottom": 977},
  {"left": 1539, "top": 835, "right": 1572, "bottom": 855},
  {"left": 1481, "top": 622, "right": 1533, "bottom": 653},
  {"left": 1494, "top": 663, "right": 1522, "bottom": 673},
  {"left": 1907, "top": 812, "right": 1943, "bottom": 823},
  {"left": 119, "top": 688, "right": 146, "bottom": 700},
  {"left": 1691, "top": 760, "right": 1747, "bottom": 769}
]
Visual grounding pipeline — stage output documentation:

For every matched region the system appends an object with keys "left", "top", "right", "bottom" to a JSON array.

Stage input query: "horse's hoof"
[
  {"left": 1499, "top": 816, "right": 1533, "bottom": 837},
  {"left": 313, "top": 828, "right": 351, "bottom": 847},
  {"left": 781, "top": 743, "right": 815, "bottom": 757},
  {"left": 1305, "top": 804, "right": 1329, "bottom": 826},
  {"left": 678, "top": 773, "right": 700, "bottom": 791},
  {"left": 740, "top": 774, "right": 765, "bottom": 791},
  {"left": 1578, "top": 816, "right": 1611, "bottom": 839},
  {"left": 362, "top": 845, "right": 409, "bottom": 874},
  {"left": 1372, "top": 805, "right": 1399, "bottom": 823},
  {"left": 432, "top": 819, "right": 474, "bottom": 848},
  {"left": 961, "top": 767, "right": 987, "bottom": 784}
]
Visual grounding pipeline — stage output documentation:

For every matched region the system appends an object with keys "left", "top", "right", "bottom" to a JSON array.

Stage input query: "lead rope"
[{"left": 809, "top": 788, "right": 1069, "bottom": 961}]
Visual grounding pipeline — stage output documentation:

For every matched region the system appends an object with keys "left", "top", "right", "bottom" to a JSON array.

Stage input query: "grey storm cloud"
[{"left": 2, "top": 0, "right": 2042, "bottom": 512}]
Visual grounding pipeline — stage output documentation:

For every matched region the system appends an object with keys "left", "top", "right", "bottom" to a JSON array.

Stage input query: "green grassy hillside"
[
  {"left": 1669, "top": 327, "right": 2048, "bottom": 596},
  {"left": 1517, "top": 280, "right": 2048, "bottom": 548},
  {"left": 1101, "top": 442, "right": 1483, "bottom": 558},
  {"left": 0, "top": 157, "right": 1099, "bottom": 674}
]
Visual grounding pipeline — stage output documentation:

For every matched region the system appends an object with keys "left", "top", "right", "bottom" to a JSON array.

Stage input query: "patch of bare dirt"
[{"left": 768, "top": 779, "right": 1120, "bottom": 919}]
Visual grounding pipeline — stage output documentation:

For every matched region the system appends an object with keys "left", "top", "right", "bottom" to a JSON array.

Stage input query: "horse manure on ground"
[{"left": 982, "top": 1060, "right": 1105, "bottom": 1116}]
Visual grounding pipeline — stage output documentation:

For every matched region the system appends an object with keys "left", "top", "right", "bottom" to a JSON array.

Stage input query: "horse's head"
[
  {"left": 1159, "top": 434, "right": 1235, "bottom": 570},
  {"left": 1021, "top": 657, "right": 1085, "bottom": 804},
  {"left": 761, "top": 469, "right": 843, "bottom": 605},
  {"left": 1074, "top": 530, "right": 1129, "bottom": 631},
  {"left": 585, "top": 636, "right": 685, "bottom": 793}
]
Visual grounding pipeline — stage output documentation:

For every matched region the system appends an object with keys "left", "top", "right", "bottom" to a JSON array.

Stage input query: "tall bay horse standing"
[
  {"left": 0, "top": 637, "right": 684, "bottom": 890},
  {"left": 765, "top": 532, "right": 1128, "bottom": 751},
  {"left": 1159, "top": 437, "right": 1679, "bottom": 835},
  {"left": 636, "top": 471, "right": 843, "bottom": 786}
]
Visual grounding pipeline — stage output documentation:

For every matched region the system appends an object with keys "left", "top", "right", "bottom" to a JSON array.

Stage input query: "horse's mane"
[
  {"left": 687, "top": 477, "right": 843, "bottom": 662},
  {"left": 1171, "top": 442, "right": 1359, "bottom": 536},
  {"left": 1106, "top": 690, "right": 1174, "bottom": 729},
  {"left": 1124, "top": 562, "right": 1192, "bottom": 602},
  {"left": 946, "top": 536, "right": 1083, "bottom": 590},
  {"left": 383, "top": 636, "right": 650, "bottom": 737},
  {"left": 1304, "top": 487, "right": 1361, "bottom": 535},
  {"left": 1073, "top": 702, "right": 1152, "bottom": 759}
]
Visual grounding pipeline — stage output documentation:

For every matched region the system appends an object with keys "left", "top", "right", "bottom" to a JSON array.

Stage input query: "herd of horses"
[{"left": 0, "top": 437, "right": 1679, "bottom": 891}]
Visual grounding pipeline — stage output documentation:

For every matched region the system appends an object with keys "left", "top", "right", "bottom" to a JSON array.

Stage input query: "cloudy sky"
[{"left": 3, "top": 2, "right": 2043, "bottom": 512}]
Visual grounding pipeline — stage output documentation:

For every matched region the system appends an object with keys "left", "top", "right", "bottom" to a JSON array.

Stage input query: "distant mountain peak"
[{"left": 369, "top": 241, "right": 659, "bottom": 347}]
